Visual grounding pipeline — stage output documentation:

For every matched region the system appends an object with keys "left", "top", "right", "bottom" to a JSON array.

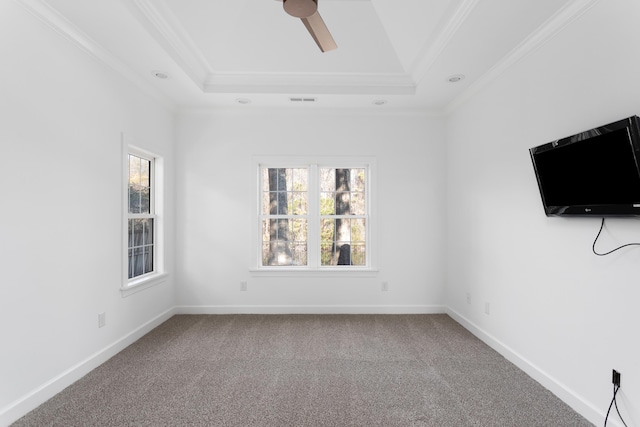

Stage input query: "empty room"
[{"left": 1, "top": 0, "right": 638, "bottom": 425}]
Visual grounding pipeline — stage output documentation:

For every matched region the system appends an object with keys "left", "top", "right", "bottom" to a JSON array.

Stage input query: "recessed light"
[
  {"left": 152, "top": 70, "right": 169, "bottom": 79},
  {"left": 236, "top": 98, "right": 252, "bottom": 105},
  {"left": 447, "top": 74, "right": 465, "bottom": 83},
  {"left": 372, "top": 99, "right": 387, "bottom": 106}
]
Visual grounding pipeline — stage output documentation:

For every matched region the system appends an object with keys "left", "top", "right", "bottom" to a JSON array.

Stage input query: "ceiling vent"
[{"left": 290, "top": 97, "right": 317, "bottom": 103}]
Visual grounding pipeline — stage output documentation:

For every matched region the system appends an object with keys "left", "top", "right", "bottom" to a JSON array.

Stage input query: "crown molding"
[
  {"left": 444, "top": 0, "right": 601, "bottom": 115},
  {"left": 203, "top": 72, "right": 416, "bottom": 95},
  {"left": 177, "top": 105, "right": 444, "bottom": 117},
  {"left": 409, "top": 0, "right": 481, "bottom": 85},
  {"left": 130, "top": 0, "right": 212, "bottom": 89},
  {"left": 14, "top": 0, "right": 176, "bottom": 112},
  {"left": 130, "top": 0, "right": 417, "bottom": 96}
]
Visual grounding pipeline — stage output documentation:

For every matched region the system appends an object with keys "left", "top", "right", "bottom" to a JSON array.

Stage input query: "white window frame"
[
  {"left": 121, "top": 136, "right": 167, "bottom": 296},
  {"left": 252, "top": 156, "right": 378, "bottom": 276}
]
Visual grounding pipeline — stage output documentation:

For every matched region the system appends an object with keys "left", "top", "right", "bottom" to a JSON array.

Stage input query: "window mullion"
[{"left": 308, "top": 164, "right": 319, "bottom": 268}]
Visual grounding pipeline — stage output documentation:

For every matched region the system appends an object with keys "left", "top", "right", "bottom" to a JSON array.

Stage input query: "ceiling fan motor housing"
[{"left": 283, "top": 0, "right": 318, "bottom": 18}]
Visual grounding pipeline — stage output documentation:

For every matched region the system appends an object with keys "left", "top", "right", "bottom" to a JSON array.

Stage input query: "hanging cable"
[
  {"left": 604, "top": 384, "right": 628, "bottom": 427},
  {"left": 592, "top": 218, "right": 640, "bottom": 256}
]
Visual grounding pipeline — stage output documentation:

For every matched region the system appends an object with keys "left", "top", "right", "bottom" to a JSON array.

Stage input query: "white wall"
[
  {"left": 7, "top": 0, "right": 638, "bottom": 424},
  {"left": 0, "top": 2, "right": 175, "bottom": 424},
  {"left": 445, "top": 0, "right": 640, "bottom": 425},
  {"left": 175, "top": 110, "right": 446, "bottom": 313}
]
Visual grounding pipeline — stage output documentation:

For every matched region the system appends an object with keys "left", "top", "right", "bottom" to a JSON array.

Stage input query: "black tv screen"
[{"left": 530, "top": 116, "right": 640, "bottom": 216}]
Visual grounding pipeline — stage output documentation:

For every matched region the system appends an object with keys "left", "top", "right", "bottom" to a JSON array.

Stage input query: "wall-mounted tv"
[{"left": 530, "top": 116, "right": 640, "bottom": 216}]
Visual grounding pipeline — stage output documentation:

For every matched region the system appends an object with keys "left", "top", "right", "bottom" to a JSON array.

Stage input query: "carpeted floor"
[{"left": 12, "top": 314, "right": 593, "bottom": 426}]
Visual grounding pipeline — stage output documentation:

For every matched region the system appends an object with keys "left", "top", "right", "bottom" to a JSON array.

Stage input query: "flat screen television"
[{"left": 530, "top": 116, "right": 640, "bottom": 216}]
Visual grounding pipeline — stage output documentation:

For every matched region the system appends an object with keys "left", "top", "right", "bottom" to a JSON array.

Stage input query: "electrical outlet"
[
  {"left": 484, "top": 302, "right": 490, "bottom": 315},
  {"left": 466, "top": 292, "right": 471, "bottom": 304},
  {"left": 612, "top": 369, "right": 621, "bottom": 387},
  {"left": 98, "top": 312, "right": 106, "bottom": 328},
  {"left": 381, "top": 281, "right": 389, "bottom": 292},
  {"left": 240, "top": 281, "right": 248, "bottom": 292}
]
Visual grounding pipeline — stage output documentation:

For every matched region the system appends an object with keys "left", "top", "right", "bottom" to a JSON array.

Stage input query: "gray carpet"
[{"left": 12, "top": 314, "right": 593, "bottom": 426}]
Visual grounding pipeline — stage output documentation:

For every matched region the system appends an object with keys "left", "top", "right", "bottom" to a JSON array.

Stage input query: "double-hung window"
[
  {"left": 123, "top": 144, "right": 166, "bottom": 294},
  {"left": 258, "top": 159, "right": 374, "bottom": 270},
  {"left": 128, "top": 152, "right": 155, "bottom": 279}
]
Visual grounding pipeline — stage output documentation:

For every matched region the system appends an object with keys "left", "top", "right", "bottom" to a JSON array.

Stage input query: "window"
[
  {"left": 257, "top": 160, "right": 374, "bottom": 270},
  {"left": 123, "top": 143, "right": 166, "bottom": 294},
  {"left": 128, "top": 152, "right": 155, "bottom": 279}
]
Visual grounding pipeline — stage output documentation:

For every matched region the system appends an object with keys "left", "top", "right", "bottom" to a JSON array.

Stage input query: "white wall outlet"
[
  {"left": 240, "top": 281, "right": 248, "bottom": 292},
  {"left": 466, "top": 292, "right": 471, "bottom": 304},
  {"left": 484, "top": 302, "right": 490, "bottom": 315},
  {"left": 381, "top": 281, "right": 389, "bottom": 292},
  {"left": 98, "top": 312, "right": 106, "bottom": 328}
]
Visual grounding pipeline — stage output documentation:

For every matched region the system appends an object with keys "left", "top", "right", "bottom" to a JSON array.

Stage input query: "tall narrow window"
[{"left": 128, "top": 152, "right": 155, "bottom": 279}]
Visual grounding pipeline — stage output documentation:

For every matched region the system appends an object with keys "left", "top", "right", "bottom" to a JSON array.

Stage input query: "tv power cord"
[
  {"left": 604, "top": 370, "right": 628, "bottom": 427},
  {"left": 592, "top": 218, "right": 640, "bottom": 256}
]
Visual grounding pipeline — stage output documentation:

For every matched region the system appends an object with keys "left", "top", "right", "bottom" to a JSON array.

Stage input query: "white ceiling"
[{"left": 22, "top": 0, "right": 597, "bottom": 112}]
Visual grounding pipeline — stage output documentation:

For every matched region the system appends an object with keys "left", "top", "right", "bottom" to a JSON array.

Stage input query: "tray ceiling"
[{"left": 23, "top": 0, "right": 598, "bottom": 111}]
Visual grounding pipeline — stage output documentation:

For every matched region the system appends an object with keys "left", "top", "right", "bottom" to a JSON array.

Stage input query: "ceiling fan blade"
[{"left": 301, "top": 11, "right": 337, "bottom": 52}]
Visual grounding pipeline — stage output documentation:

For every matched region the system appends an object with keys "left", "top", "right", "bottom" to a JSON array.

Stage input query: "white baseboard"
[
  {"left": 175, "top": 305, "right": 446, "bottom": 315},
  {"left": 446, "top": 307, "right": 608, "bottom": 427},
  {"left": 0, "top": 307, "right": 175, "bottom": 427}
]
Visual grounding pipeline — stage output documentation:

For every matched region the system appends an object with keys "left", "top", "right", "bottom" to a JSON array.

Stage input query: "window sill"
[
  {"left": 120, "top": 272, "right": 169, "bottom": 297},
  {"left": 249, "top": 268, "right": 379, "bottom": 278}
]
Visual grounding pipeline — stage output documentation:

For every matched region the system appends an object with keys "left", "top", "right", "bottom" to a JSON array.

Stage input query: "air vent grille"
[{"left": 289, "top": 97, "right": 317, "bottom": 103}]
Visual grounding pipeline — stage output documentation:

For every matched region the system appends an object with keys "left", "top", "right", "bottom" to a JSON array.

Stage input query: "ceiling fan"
[{"left": 280, "top": 0, "right": 337, "bottom": 52}]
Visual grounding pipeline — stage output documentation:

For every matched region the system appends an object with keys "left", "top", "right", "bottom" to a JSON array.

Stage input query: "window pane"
[
  {"left": 128, "top": 249, "right": 134, "bottom": 279},
  {"left": 336, "top": 191, "right": 350, "bottom": 215},
  {"left": 319, "top": 168, "right": 365, "bottom": 217},
  {"left": 320, "top": 192, "right": 335, "bottom": 215},
  {"left": 262, "top": 243, "right": 270, "bottom": 266},
  {"left": 262, "top": 218, "right": 307, "bottom": 266},
  {"left": 320, "top": 168, "right": 335, "bottom": 191},
  {"left": 292, "top": 192, "right": 307, "bottom": 215},
  {"left": 261, "top": 191, "right": 270, "bottom": 215},
  {"left": 351, "top": 192, "right": 365, "bottom": 215},
  {"left": 143, "top": 218, "right": 154, "bottom": 245},
  {"left": 292, "top": 168, "right": 307, "bottom": 191},
  {"left": 132, "top": 247, "right": 144, "bottom": 277},
  {"left": 128, "top": 155, "right": 152, "bottom": 214},
  {"left": 291, "top": 218, "right": 307, "bottom": 242},
  {"left": 140, "top": 158, "right": 150, "bottom": 188},
  {"left": 351, "top": 244, "right": 366, "bottom": 266},
  {"left": 351, "top": 168, "right": 366, "bottom": 192},
  {"left": 320, "top": 219, "right": 335, "bottom": 246},
  {"left": 352, "top": 218, "right": 366, "bottom": 242},
  {"left": 293, "top": 243, "right": 307, "bottom": 266},
  {"left": 261, "top": 168, "right": 269, "bottom": 192},
  {"left": 321, "top": 243, "right": 334, "bottom": 266},
  {"left": 335, "top": 218, "right": 351, "bottom": 244},
  {"left": 129, "top": 155, "right": 141, "bottom": 186},
  {"left": 128, "top": 218, "right": 154, "bottom": 278},
  {"left": 320, "top": 218, "right": 366, "bottom": 266},
  {"left": 128, "top": 219, "right": 135, "bottom": 248},
  {"left": 270, "top": 241, "right": 292, "bottom": 266},
  {"left": 143, "top": 245, "right": 153, "bottom": 274},
  {"left": 140, "top": 187, "right": 150, "bottom": 214},
  {"left": 131, "top": 219, "right": 144, "bottom": 247},
  {"left": 263, "top": 167, "right": 308, "bottom": 216},
  {"left": 129, "top": 244, "right": 154, "bottom": 278},
  {"left": 129, "top": 185, "right": 141, "bottom": 214}
]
